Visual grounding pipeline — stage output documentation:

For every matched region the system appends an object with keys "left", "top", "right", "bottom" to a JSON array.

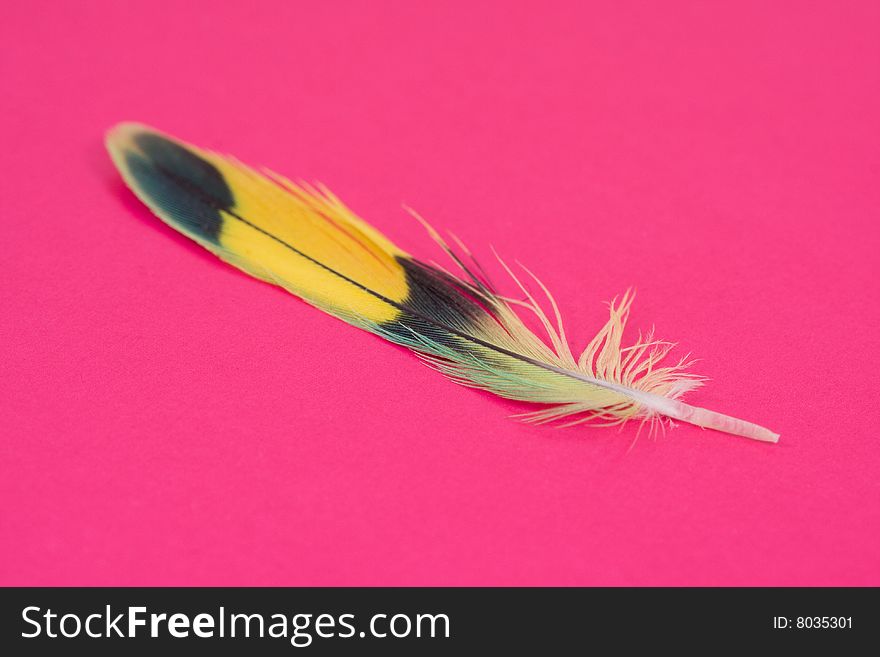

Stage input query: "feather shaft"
[{"left": 523, "top": 361, "right": 778, "bottom": 442}]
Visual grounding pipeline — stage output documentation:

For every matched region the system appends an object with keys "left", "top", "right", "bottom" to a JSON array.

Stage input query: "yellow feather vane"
[{"left": 106, "top": 123, "right": 778, "bottom": 443}]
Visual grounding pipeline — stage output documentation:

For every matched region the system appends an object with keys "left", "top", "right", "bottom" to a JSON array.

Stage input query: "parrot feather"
[{"left": 106, "top": 123, "right": 778, "bottom": 443}]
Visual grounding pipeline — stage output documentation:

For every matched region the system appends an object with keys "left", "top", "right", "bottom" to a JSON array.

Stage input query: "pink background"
[{"left": 2, "top": 1, "right": 878, "bottom": 586}]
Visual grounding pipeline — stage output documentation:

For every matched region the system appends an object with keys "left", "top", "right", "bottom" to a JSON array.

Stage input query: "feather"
[{"left": 106, "top": 123, "right": 778, "bottom": 443}]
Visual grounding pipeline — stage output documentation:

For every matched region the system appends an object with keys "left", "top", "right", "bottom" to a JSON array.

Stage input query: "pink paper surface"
[{"left": 2, "top": 1, "right": 878, "bottom": 586}]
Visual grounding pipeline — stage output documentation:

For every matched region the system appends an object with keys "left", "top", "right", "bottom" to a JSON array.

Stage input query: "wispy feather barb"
[{"left": 106, "top": 123, "right": 778, "bottom": 443}]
